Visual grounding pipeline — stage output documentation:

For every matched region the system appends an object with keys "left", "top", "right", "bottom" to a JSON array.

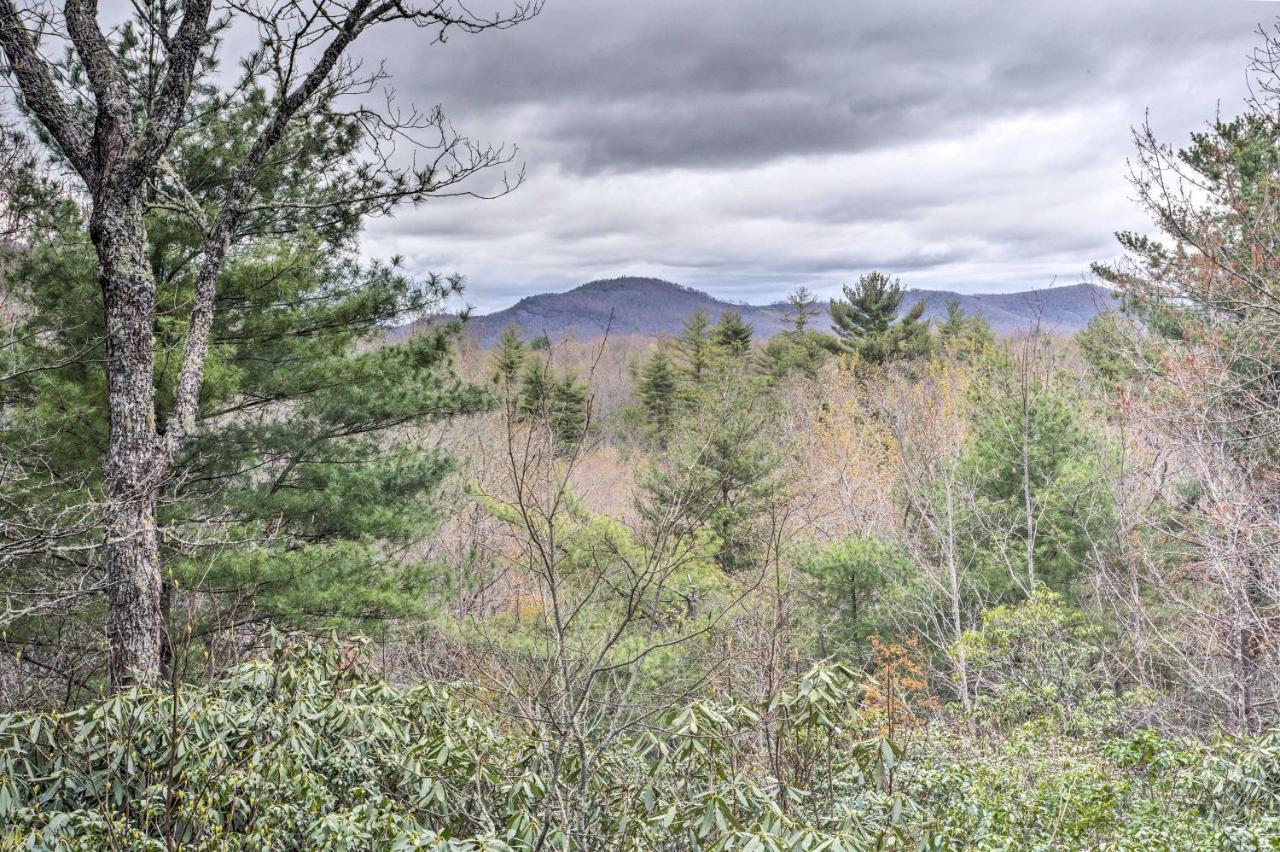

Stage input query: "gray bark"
[
  {"left": 94, "top": 194, "right": 166, "bottom": 686},
  {"left": 1, "top": 0, "right": 528, "bottom": 689},
  {"left": 1, "top": 0, "right": 212, "bottom": 688}
]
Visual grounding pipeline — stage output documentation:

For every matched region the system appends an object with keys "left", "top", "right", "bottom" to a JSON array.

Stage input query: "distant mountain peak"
[
  {"left": 574, "top": 275, "right": 677, "bottom": 290},
  {"left": 400, "top": 277, "right": 1117, "bottom": 346}
]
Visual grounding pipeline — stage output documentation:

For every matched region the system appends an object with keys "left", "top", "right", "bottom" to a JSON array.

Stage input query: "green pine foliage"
[
  {"left": 670, "top": 310, "right": 715, "bottom": 386},
  {"left": 509, "top": 356, "right": 591, "bottom": 450},
  {"left": 710, "top": 309, "right": 755, "bottom": 356},
  {"left": 638, "top": 368, "right": 786, "bottom": 574},
  {"left": 759, "top": 329, "right": 840, "bottom": 380},
  {"left": 958, "top": 348, "right": 1115, "bottom": 599},
  {"left": 784, "top": 286, "right": 822, "bottom": 332},
  {"left": 0, "top": 95, "right": 491, "bottom": 686},
  {"left": 515, "top": 359, "right": 553, "bottom": 422},
  {"left": 491, "top": 326, "right": 527, "bottom": 389},
  {"left": 548, "top": 372, "right": 591, "bottom": 447},
  {"left": 1075, "top": 312, "right": 1142, "bottom": 390},
  {"left": 830, "top": 271, "right": 933, "bottom": 364},
  {"left": 937, "top": 300, "right": 995, "bottom": 360},
  {"left": 635, "top": 346, "right": 680, "bottom": 439},
  {"left": 794, "top": 536, "right": 911, "bottom": 654}
]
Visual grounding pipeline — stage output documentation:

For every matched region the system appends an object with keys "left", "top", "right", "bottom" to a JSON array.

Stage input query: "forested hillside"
[
  {"left": 4, "top": 1, "right": 1280, "bottom": 850},
  {"left": 398, "top": 277, "right": 1116, "bottom": 346}
]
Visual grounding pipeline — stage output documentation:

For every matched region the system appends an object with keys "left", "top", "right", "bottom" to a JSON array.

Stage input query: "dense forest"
[{"left": 5, "top": 1, "right": 1280, "bottom": 849}]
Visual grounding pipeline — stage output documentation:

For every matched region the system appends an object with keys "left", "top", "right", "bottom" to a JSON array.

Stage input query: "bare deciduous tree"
[
  {"left": 1091, "top": 23, "right": 1280, "bottom": 732},
  {"left": 871, "top": 360, "right": 981, "bottom": 709}
]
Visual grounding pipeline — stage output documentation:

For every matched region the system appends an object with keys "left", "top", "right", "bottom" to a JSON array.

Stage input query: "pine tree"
[
  {"left": 759, "top": 330, "right": 839, "bottom": 381},
  {"left": 889, "top": 299, "right": 934, "bottom": 361},
  {"left": 549, "top": 372, "right": 590, "bottom": 448},
  {"left": 757, "top": 287, "right": 837, "bottom": 379},
  {"left": 639, "top": 372, "right": 785, "bottom": 574},
  {"left": 711, "top": 310, "right": 754, "bottom": 356},
  {"left": 492, "top": 325, "right": 527, "bottom": 390},
  {"left": 0, "top": 0, "right": 531, "bottom": 688},
  {"left": 831, "top": 271, "right": 902, "bottom": 343},
  {"left": 1076, "top": 313, "right": 1141, "bottom": 389},
  {"left": 938, "top": 300, "right": 995, "bottom": 360},
  {"left": 672, "top": 310, "right": 714, "bottom": 385},
  {"left": 0, "top": 95, "right": 490, "bottom": 691},
  {"left": 938, "top": 300, "right": 967, "bottom": 340},
  {"left": 958, "top": 346, "right": 1112, "bottom": 599},
  {"left": 784, "top": 286, "right": 821, "bottom": 332},
  {"left": 515, "top": 359, "right": 589, "bottom": 450},
  {"left": 1092, "top": 71, "right": 1280, "bottom": 731},
  {"left": 517, "top": 359, "right": 553, "bottom": 422},
  {"left": 830, "top": 271, "right": 933, "bottom": 363},
  {"left": 637, "top": 346, "right": 680, "bottom": 438}
]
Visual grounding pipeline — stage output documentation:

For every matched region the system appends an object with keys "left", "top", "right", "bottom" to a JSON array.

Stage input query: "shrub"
[
  {"left": 0, "top": 639, "right": 907, "bottom": 850},
  {"left": 956, "top": 588, "right": 1112, "bottom": 728}
]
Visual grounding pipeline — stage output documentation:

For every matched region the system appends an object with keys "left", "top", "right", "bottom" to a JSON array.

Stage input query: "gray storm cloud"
[{"left": 360, "top": 2, "right": 1265, "bottom": 308}]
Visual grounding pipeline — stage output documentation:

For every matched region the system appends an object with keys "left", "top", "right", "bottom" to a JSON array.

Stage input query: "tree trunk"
[
  {"left": 1021, "top": 421, "right": 1036, "bottom": 590},
  {"left": 944, "top": 478, "right": 971, "bottom": 710},
  {"left": 93, "top": 194, "right": 165, "bottom": 689},
  {"left": 1238, "top": 551, "right": 1268, "bottom": 734}
]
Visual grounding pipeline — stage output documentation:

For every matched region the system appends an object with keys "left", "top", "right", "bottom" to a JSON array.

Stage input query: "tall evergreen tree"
[
  {"left": 515, "top": 359, "right": 589, "bottom": 451},
  {"left": 831, "top": 271, "right": 902, "bottom": 343},
  {"left": 0, "top": 96, "right": 490, "bottom": 696},
  {"left": 759, "top": 330, "right": 839, "bottom": 381},
  {"left": 672, "top": 310, "right": 714, "bottom": 385},
  {"left": 830, "top": 271, "right": 932, "bottom": 364},
  {"left": 549, "top": 372, "right": 591, "bottom": 448},
  {"left": 938, "top": 300, "right": 968, "bottom": 340},
  {"left": 758, "top": 287, "right": 838, "bottom": 380},
  {"left": 639, "top": 369, "right": 784, "bottom": 574},
  {"left": 784, "top": 286, "right": 821, "bottom": 332},
  {"left": 636, "top": 346, "right": 680, "bottom": 439},
  {"left": 958, "top": 347, "right": 1112, "bottom": 599},
  {"left": 492, "top": 326, "right": 527, "bottom": 390},
  {"left": 711, "top": 310, "right": 754, "bottom": 356},
  {"left": 517, "top": 359, "right": 553, "bottom": 422},
  {"left": 0, "top": 0, "right": 530, "bottom": 689},
  {"left": 938, "top": 300, "right": 995, "bottom": 360}
]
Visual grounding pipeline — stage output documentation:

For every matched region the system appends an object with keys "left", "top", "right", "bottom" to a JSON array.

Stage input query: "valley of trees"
[{"left": 6, "top": 1, "right": 1280, "bottom": 848}]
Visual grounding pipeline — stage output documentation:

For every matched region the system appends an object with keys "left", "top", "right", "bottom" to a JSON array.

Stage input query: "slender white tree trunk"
[{"left": 944, "top": 476, "right": 970, "bottom": 710}]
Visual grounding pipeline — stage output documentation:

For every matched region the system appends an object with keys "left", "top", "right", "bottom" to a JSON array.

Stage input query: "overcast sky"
[{"left": 355, "top": 0, "right": 1269, "bottom": 312}]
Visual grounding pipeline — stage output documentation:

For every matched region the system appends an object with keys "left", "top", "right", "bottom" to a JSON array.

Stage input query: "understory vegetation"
[
  {"left": 8, "top": 2, "right": 1280, "bottom": 849},
  {"left": 7, "top": 624, "right": 1280, "bottom": 849}
]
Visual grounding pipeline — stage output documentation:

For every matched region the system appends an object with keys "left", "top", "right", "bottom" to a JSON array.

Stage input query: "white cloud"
[{"left": 357, "top": 0, "right": 1266, "bottom": 311}]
